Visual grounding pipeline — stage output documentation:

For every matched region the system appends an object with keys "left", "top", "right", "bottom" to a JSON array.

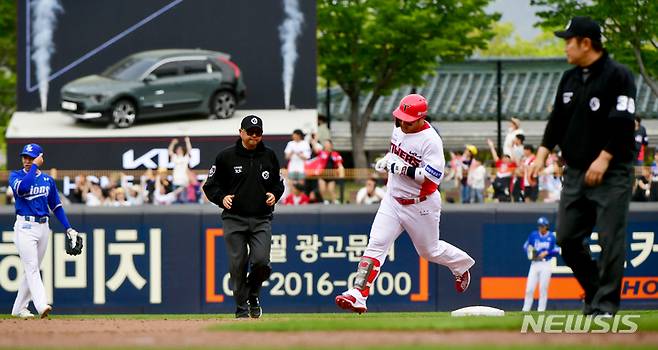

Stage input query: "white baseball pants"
[
  {"left": 522, "top": 260, "right": 552, "bottom": 312},
  {"left": 12, "top": 217, "right": 50, "bottom": 315},
  {"left": 364, "top": 192, "right": 475, "bottom": 277}
]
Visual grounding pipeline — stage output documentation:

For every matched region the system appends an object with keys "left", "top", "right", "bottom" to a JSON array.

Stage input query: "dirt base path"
[{"left": 1, "top": 318, "right": 656, "bottom": 348}]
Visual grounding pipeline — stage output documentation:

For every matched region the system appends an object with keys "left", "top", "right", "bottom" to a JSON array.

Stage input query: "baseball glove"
[
  {"left": 527, "top": 246, "right": 537, "bottom": 261},
  {"left": 65, "top": 228, "right": 83, "bottom": 256}
]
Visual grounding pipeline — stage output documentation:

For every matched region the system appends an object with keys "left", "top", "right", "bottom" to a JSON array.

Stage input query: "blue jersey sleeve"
[
  {"left": 48, "top": 177, "right": 71, "bottom": 229},
  {"left": 9, "top": 171, "right": 21, "bottom": 195},
  {"left": 14, "top": 166, "right": 38, "bottom": 196},
  {"left": 53, "top": 206, "right": 72, "bottom": 230},
  {"left": 523, "top": 231, "right": 535, "bottom": 252},
  {"left": 47, "top": 176, "right": 63, "bottom": 211},
  {"left": 546, "top": 232, "right": 560, "bottom": 258}
]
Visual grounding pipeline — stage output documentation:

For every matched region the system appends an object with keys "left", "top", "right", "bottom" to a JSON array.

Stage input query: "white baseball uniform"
[
  {"left": 360, "top": 123, "right": 475, "bottom": 298},
  {"left": 12, "top": 216, "right": 51, "bottom": 315},
  {"left": 523, "top": 260, "right": 552, "bottom": 312}
]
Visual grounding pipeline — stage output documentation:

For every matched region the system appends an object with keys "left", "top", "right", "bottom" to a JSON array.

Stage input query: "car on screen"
[{"left": 60, "top": 49, "right": 246, "bottom": 128}]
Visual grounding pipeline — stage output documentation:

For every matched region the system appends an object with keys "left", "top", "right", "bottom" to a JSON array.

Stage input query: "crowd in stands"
[
  {"left": 436, "top": 118, "right": 558, "bottom": 203},
  {"left": 439, "top": 117, "right": 658, "bottom": 204},
  {"left": 62, "top": 166, "right": 205, "bottom": 207},
  {"left": 2, "top": 116, "right": 658, "bottom": 206},
  {"left": 3, "top": 137, "right": 206, "bottom": 207},
  {"left": 278, "top": 116, "right": 568, "bottom": 205},
  {"left": 280, "top": 115, "right": 346, "bottom": 205}
]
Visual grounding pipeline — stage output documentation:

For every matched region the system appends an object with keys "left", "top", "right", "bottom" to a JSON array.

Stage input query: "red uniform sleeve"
[{"left": 333, "top": 152, "right": 343, "bottom": 167}]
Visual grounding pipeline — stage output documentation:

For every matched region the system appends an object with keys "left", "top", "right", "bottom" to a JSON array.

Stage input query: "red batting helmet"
[{"left": 392, "top": 94, "right": 428, "bottom": 122}]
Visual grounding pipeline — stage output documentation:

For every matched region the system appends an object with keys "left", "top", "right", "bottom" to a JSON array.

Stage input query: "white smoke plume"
[
  {"left": 278, "top": 0, "right": 304, "bottom": 110},
  {"left": 31, "top": 0, "right": 63, "bottom": 112}
]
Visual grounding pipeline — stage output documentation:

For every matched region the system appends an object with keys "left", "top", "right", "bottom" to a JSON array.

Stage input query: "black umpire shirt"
[
  {"left": 203, "top": 139, "right": 284, "bottom": 217},
  {"left": 541, "top": 51, "right": 636, "bottom": 169}
]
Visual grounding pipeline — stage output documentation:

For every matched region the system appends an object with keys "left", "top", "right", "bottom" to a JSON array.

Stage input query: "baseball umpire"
[
  {"left": 9, "top": 144, "right": 83, "bottom": 318},
  {"left": 530, "top": 16, "right": 636, "bottom": 317},
  {"left": 203, "top": 115, "right": 284, "bottom": 318}
]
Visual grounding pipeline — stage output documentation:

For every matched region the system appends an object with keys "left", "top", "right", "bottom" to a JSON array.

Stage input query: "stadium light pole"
[
  {"left": 325, "top": 80, "right": 331, "bottom": 128},
  {"left": 496, "top": 60, "right": 502, "bottom": 154}
]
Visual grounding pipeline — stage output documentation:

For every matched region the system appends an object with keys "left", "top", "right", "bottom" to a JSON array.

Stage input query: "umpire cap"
[
  {"left": 241, "top": 115, "right": 263, "bottom": 131},
  {"left": 20, "top": 143, "right": 43, "bottom": 158},
  {"left": 554, "top": 16, "right": 601, "bottom": 42}
]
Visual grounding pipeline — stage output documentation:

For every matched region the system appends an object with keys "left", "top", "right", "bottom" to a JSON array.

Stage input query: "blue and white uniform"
[
  {"left": 522, "top": 217, "right": 559, "bottom": 312},
  {"left": 11, "top": 167, "right": 64, "bottom": 219},
  {"left": 9, "top": 143, "right": 74, "bottom": 318}
]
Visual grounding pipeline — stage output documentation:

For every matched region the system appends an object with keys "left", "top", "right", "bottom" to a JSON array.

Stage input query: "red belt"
[{"left": 394, "top": 196, "right": 428, "bottom": 205}]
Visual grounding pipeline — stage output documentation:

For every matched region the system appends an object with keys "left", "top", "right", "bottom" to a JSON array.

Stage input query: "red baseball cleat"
[
  {"left": 335, "top": 290, "right": 367, "bottom": 314},
  {"left": 455, "top": 270, "right": 471, "bottom": 293}
]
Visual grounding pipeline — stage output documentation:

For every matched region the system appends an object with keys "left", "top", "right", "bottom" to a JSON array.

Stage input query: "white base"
[{"left": 451, "top": 306, "right": 505, "bottom": 317}]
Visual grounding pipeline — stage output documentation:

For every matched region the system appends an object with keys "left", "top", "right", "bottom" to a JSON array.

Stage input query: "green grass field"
[
  {"left": 2, "top": 311, "right": 657, "bottom": 350},
  {"left": 2, "top": 310, "right": 657, "bottom": 332},
  {"left": 208, "top": 310, "right": 658, "bottom": 332}
]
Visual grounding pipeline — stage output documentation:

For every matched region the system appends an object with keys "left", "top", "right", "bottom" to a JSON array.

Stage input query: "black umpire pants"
[
  {"left": 557, "top": 163, "right": 633, "bottom": 314},
  {"left": 221, "top": 212, "right": 273, "bottom": 313}
]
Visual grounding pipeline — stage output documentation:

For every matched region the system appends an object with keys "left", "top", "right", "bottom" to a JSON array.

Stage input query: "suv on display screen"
[{"left": 60, "top": 49, "right": 246, "bottom": 128}]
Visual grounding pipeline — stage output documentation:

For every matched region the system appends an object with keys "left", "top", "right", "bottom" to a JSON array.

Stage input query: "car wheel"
[
  {"left": 111, "top": 99, "right": 137, "bottom": 128},
  {"left": 211, "top": 91, "right": 236, "bottom": 119}
]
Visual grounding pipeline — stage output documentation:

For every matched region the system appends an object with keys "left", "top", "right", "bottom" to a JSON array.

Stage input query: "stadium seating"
[{"left": 318, "top": 58, "right": 658, "bottom": 121}]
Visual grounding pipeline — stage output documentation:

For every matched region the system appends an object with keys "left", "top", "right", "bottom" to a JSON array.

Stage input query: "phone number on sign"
[{"left": 220, "top": 271, "right": 413, "bottom": 297}]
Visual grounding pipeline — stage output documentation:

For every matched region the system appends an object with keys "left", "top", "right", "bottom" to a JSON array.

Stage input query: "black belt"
[
  {"left": 394, "top": 196, "right": 428, "bottom": 205},
  {"left": 17, "top": 215, "right": 48, "bottom": 223}
]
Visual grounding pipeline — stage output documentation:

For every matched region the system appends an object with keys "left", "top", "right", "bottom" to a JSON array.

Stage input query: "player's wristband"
[
  {"left": 404, "top": 166, "right": 425, "bottom": 183},
  {"left": 404, "top": 166, "right": 416, "bottom": 178}
]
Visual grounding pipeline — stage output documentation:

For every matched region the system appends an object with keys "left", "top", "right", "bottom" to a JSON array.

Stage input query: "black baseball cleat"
[
  {"left": 582, "top": 303, "right": 594, "bottom": 315},
  {"left": 235, "top": 306, "right": 250, "bottom": 319},
  {"left": 248, "top": 297, "right": 262, "bottom": 319},
  {"left": 592, "top": 310, "right": 614, "bottom": 318}
]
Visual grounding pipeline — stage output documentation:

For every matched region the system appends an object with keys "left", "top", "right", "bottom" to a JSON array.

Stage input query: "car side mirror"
[{"left": 143, "top": 74, "right": 157, "bottom": 83}]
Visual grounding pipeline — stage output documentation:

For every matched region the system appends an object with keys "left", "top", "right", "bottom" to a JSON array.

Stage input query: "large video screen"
[{"left": 16, "top": 0, "right": 316, "bottom": 111}]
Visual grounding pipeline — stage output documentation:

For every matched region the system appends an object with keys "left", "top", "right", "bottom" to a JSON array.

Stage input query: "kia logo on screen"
[{"left": 122, "top": 148, "right": 201, "bottom": 169}]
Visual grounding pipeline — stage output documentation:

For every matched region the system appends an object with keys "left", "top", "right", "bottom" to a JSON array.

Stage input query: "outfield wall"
[{"left": 0, "top": 204, "right": 657, "bottom": 314}]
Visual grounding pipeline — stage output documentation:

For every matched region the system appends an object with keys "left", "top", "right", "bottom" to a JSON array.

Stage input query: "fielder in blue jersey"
[
  {"left": 522, "top": 216, "right": 560, "bottom": 312},
  {"left": 9, "top": 143, "right": 81, "bottom": 318}
]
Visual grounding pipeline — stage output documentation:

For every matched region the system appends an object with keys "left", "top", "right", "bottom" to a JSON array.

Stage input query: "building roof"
[{"left": 319, "top": 58, "right": 658, "bottom": 121}]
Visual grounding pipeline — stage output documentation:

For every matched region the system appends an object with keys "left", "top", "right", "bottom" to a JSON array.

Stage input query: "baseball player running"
[
  {"left": 522, "top": 216, "right": 559, "bottom": 312},
  {"left": 9, "top": 144, "right": 82, "bottom": 318},
  {"left": 335, "top": 94, "right": 475, "bottom": 313}
]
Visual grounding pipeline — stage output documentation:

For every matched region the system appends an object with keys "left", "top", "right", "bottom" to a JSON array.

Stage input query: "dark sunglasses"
[{"left": 242, "top": 128, "right": 263, "bottom": 137}]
